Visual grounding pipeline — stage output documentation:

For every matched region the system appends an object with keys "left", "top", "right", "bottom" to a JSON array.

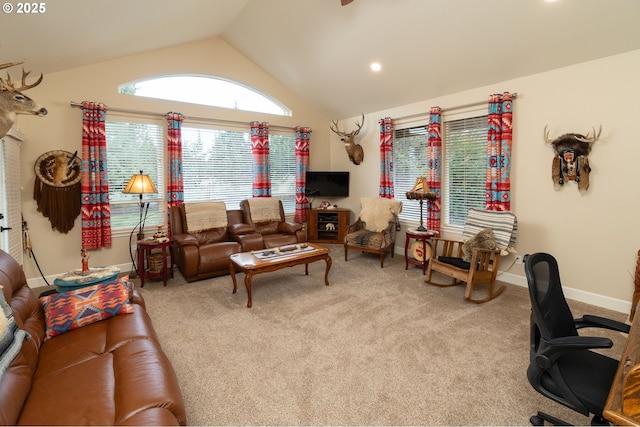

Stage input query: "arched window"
[{"left": 119, "top": 75, "right": 291, "bottom": 116}]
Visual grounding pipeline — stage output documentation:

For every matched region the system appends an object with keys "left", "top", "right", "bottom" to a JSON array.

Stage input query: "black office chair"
[{"left": 524, "top": 252, "right": 630, "bottom": 426}]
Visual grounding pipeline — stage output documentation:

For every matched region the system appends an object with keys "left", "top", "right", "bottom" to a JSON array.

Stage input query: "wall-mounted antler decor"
[
  {"left": 544, "top": 125, "right": 602, "bottom": 194},
  {"left": 330, "top": 113, "right": 365, "bottom": 165},
  {"left": 0, "top": 61, "right": 47, "bottom": 139},
  {"left": 33, "top": 150, "right": 82, "bottom": 233}
]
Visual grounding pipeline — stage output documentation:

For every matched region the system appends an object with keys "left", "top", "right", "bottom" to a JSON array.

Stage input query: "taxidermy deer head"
[
  {"left": 544, "top": 125, "right": 601, "bottom": 194},
  {"left": 330, "top": 113, "right": 365, "bottom": 165},
  {"left": 0, "top": 61, "right": 47, "bottom": 138}
]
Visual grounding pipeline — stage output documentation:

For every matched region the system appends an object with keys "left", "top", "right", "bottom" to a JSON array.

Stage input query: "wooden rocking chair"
[{"left": 425, "top": 208, "right": 518, "bottom": 303}]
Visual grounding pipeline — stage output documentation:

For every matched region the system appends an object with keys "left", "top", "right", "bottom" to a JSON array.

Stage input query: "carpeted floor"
[{"left": 135, "top": 244, "right": 628, "bottom": 426}]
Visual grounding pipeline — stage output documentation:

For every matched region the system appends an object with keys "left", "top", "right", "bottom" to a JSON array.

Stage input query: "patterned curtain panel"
[
  {"left": 294, "top": 126, "right": 311, "bottom": 223},
  {"left": 80, "top": 101, "right": 111, "bottom": 249},
  {"left": 251, "top": 121, "right": 271, "bottom": 197},
  {"left": 379, "top": 117, "right": 394, "bottom": 199},
  {"left": 426, "top": 107, "right": 442, "bottom": 233},
  {"left": 486, "top": 92, "right": 514, "bottom": 211},
  {"left": 166, "top": 112, "right": 184, "bottom": 210}
]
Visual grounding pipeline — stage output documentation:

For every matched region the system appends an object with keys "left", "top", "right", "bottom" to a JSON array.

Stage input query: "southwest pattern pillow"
[{"left": 40, "top": 277, "right": 134, "bottom": 340}]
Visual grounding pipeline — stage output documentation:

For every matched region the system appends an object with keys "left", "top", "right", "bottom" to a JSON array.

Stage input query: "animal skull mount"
[
  {"left": 330, "top": 113, "right": 365, "bottom": 165},
  {"left": 0, "top": 60, "right": 47, "bottom": 139},
  {"left": 544, "top": 125, "right": 601, "bottom": 194}
]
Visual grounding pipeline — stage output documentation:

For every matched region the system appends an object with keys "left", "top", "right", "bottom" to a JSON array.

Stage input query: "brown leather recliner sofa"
[
  {"left": 169, "top": 200, "right": 306, "bottom": 283},
  {"left": 169, "top": 203, "right": 250, "bottom": 282},
  {"left": 0, "top": 249, "right": 186, "bottom": 426},
  {"left": 240, "top": 199, "right": 305, "bottom": 249}
]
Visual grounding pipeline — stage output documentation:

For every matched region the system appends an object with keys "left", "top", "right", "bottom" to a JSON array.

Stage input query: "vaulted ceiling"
[{"left": 1, "top": 0, "right": 639, "bottom": 118}]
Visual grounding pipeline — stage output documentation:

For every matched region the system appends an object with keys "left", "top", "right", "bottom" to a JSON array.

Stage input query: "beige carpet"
[{"left": 135, "top": 244, "right": 628, "bottom": 426}]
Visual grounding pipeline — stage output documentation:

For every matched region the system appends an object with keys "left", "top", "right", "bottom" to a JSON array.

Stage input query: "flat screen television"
[{"left": 305, "top": 171, "right": 350, "bottom": 197}]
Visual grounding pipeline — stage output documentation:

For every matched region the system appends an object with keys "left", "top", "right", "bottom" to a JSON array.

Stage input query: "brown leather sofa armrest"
[
  {"left": 173, "top": 233, "right": 198, "bottom": 247},
  {"left": 278, "top": 222, "right": 303, "bottom": 234},
  {"left": 228, "top": 223, "right": 255, "bottom": 235}
]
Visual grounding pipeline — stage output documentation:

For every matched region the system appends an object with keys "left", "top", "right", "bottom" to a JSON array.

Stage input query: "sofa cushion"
[
  {"left": 39, "top": 277, "right": 134, "bottom": 340},
  {"left": 0, "top": 287, "right": 27, "bottom": 378}
]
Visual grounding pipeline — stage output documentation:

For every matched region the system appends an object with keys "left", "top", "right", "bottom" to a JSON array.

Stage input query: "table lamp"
[
  {"left": 405, "top": 176, "right": 436, "bottom": 232},
  {"left": 123, "top": 170, "right": 158, "bottom": 240}
]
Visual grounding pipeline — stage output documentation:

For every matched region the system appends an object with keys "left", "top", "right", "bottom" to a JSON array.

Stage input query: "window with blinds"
[
  {"left": 443, "top": 114, "right": 487, "bottom": 226},
  {"left": 181, "top": 126, "right": 296, "bottom": 213},
  {"left": 393, "top": 124, "right": 429, "bottom": 224},
  {"left": 106, "top": 120, "right": 164, "bottom": 230},
  {"left": 0, "top": 138, "right": 23, "bottom": 264}
]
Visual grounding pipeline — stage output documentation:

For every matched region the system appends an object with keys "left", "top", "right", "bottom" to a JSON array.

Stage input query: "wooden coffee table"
[{"left": 229, "top": 243, "right": 332, "bottom": 308}]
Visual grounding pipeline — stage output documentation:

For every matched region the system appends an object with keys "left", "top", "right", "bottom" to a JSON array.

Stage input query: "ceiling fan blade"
[{"left": 341, "top": 0, "right": 353, "bottom": 5}]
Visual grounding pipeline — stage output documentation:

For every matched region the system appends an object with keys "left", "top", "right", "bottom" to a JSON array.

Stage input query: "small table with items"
[
  {"left": 137, "top": 238, "right": 174, "bottom": 287},
  {"left": 404, "top": 228, "right": 438, "bottom": 275}
]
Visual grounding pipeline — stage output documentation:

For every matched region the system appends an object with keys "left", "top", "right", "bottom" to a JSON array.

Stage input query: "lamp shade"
[
  {"left": 406, "top": 176, "right": 436, "bottom": 200},
  {"left": 123, "top": 170, "right": 158, "bottom": 195}
]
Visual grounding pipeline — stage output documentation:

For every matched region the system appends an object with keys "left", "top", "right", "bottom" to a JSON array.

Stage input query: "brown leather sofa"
[
  {"left": 169, "top": 204, "right": 255, "bottom": 282},
  {"left": 0, "top": 249, "right": 186, "bottom": 426},
  {"left": 170, "top": 200, "right": 306, "bottom": 283},
  {"left": 240, "top": 199, "right": 305, "bottom": 248}
]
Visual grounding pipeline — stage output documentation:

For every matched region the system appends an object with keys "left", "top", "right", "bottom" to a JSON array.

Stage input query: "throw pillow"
[
  {"left": 462, "top": 228, "right": 497, "bottom": 262},
  {"left": 1, "top": 286, "right": 28, "bottom": 378},
  {"left": 39, "top": 277, "right": 134, "bottom": 340}
]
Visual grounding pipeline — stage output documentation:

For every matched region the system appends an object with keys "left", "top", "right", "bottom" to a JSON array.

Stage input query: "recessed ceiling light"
[{"left": 370, "top": 62, "right": 382, "bottom": 72}]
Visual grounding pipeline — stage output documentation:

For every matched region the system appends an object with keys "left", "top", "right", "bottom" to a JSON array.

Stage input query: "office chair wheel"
[
  {"left": 530, "top": 411, "right": 571, "bottom": 426},
  {"left": 530, "top": 415, "right": 544, "bottom": 426}
]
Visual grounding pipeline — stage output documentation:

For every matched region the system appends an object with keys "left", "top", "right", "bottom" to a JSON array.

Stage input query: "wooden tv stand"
[{"left": 307, "top": 208, "right": 350, "bottom": 244}]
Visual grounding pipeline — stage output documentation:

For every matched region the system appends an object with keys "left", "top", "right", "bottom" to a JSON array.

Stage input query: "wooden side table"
[
  {"left": 404, "top": 228, "right": 437, "bottom": 275},
  {"left": 137, "top": 238, "right": 174, "bottom": 287}
]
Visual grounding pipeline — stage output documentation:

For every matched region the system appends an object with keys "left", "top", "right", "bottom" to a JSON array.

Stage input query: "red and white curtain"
[
  {"left": 80, "top": 101, "right": 111, "bottom": 249},
  {"left": 379, "top": 117, "right": 394, "bottom": 199},
  {"left": 294, "top": 126, "right": 311, "bottom": 223},
  {"left": 485, "top": 92, "right": 514, "bottom": 211},
  {"left": 166, "top": 112, "right": 184, "bottom": 210},
  {"left": 251, "top": 121, "right": 271, "bottom": 197},
  {"left": 426, "top": 107, "right": 442, "bottom": 233}
]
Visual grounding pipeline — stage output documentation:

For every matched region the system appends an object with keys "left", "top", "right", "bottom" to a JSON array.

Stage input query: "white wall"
[{"left": 333, "top": 50, "right": 640, "bottom": 313}]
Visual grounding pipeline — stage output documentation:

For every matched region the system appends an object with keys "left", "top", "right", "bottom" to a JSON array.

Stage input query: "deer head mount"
[
  {"left": 544, "top": 125, "right": 602, "bottom": 194},
  {"left": 0, "top": 60, "right": 47, "bottom": 139},
  {"left": 330, "top": 113, "right": 365, "bottom": 165}
]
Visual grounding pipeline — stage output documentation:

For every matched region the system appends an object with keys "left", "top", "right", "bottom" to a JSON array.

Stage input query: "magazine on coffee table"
[{"left": 252, "top": 244, "right": 316, "bottom": 260}]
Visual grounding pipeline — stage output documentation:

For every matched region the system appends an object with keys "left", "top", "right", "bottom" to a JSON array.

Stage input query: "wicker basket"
[{"left": 147, "top": 253, "right": 164, "bottom": 273}]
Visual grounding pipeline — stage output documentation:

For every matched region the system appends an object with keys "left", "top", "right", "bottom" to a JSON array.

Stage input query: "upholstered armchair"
[
  {"left": 344, "top": 197, "right": 402, "bottom": 268},
  {"left": 240, "top": 198, "right": 305, "bottom": 249}
]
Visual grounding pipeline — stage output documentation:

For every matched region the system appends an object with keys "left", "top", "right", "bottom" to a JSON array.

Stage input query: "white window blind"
[
  {"left": 393, "top": 124, "right": 429, "bottom": 224},
  {"left": 181, "top": 126, "right": 296, "bottom": 213},
  {"left": 0, "top": 137, "right": 23, "bottom": 264},
  {"left": 443, "top": 114, "right": 487, "bottom": 226},
  {"left": 269, "top": 133, "right": 296, "bottom": 212},
  {"left": 182, "top": 126, "right": 253, "bottom": 209},
  {"left": 106, "top": 120, "right": 164, "bottom": 230}
]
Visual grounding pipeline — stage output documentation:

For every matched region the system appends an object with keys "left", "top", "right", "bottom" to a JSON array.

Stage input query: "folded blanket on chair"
[
  {"left": 248, "top": 198, "right": 281, "bottom": 223},
  {"left": 185, "top": 201, "right": 227, "bottom": 232}
]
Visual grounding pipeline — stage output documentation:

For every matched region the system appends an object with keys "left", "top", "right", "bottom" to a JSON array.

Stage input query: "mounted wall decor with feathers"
[
  {"left": 544, "top": 125, "right": 602, "bottom": 194},
  {"left": 33, "top": 150, "right": 82, "bottom": 233}
]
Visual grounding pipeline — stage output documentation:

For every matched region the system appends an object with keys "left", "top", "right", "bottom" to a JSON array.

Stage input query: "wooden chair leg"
[{"left": 464, "top": 281, "right": 506, "bottom": 304}]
